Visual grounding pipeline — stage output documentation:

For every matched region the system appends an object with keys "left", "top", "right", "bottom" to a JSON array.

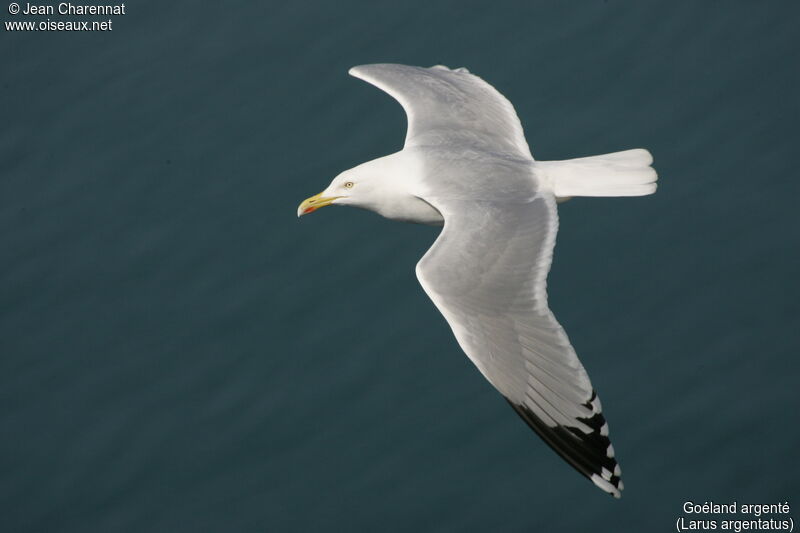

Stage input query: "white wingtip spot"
[
  {"left": 601, "top": 467, "right": 612, "bottom": 481},
  {"left": 607, "top": 444, "right": 615, "bottom": 458},
  {"left": 591, "top": 474, "right": 622, "bottom": 498},
  {"left": 591, "top": 395, "right": 602, "bottom": 412},
  {"left": 614, "top": 464, "right": 622, "bottom": 477},
  {"left": 600, "top": 422, "right": 609, "bottom": 436}
]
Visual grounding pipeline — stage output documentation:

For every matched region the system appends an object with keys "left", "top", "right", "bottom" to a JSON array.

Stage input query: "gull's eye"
[{"left": 343, "top": 181, "right": 355, "bottom": 189}]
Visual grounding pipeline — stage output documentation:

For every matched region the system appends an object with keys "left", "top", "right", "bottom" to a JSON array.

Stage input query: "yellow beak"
[{"left": 297, "top": 191, "right": 340, "bottom": 217}]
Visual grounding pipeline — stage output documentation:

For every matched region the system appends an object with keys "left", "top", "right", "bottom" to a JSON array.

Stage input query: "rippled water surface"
[{"left": 2, "top": 2, "right": 799, "bottom": 532}]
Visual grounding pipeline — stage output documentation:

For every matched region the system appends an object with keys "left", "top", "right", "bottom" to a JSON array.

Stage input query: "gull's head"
[{"left": 297, "top": 155, "right": 406, "bottom": 218}]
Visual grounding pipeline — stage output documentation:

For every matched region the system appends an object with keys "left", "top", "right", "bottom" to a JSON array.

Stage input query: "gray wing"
[
  {"left": 349, "top": 64, "right": 534, "bottom": 160},
  {"left": 416, "top": 193, "right": 623, "bottom": 498}
]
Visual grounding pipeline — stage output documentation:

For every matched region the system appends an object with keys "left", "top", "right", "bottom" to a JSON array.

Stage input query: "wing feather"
[
  {"left": 349, "top": 64, "right": 534, "bottom": 160},
  {"left": 416, "top": 194, "right": 623, "bottom": 498}
]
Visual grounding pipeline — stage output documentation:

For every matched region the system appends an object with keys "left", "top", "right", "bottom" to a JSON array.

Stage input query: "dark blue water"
[{"left": 3, "top": 2, "right": 799, "bottom": 531}]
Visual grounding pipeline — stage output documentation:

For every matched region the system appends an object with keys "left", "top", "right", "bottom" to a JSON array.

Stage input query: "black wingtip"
[{"left": 505, "top": 394, "right": 623, "bottom": 498}]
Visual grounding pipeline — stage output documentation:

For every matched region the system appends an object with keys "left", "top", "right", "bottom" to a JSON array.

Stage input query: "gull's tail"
[{"left": 538, "top": 149, "right": 657, "bottom": 200}]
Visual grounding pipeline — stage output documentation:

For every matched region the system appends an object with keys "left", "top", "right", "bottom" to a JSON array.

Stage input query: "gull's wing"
[
  {"left": 416, "top": 193, "right": 623, "bottom": 498},
  {"left": 349, "top": 64, "right": 534, "bottom": 160}
]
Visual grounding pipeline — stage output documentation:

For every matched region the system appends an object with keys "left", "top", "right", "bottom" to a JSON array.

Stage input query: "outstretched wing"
[
  {"left": 349, "top": 64, "right": 534, "bottom": 160},
  {"left": 416, "top": 193, "right": 623, "bottom": 498}
]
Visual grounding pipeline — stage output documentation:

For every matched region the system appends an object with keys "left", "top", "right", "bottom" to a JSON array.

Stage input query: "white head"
[{"left": 297, "top": 153, "right": 412, "bottom": 218}]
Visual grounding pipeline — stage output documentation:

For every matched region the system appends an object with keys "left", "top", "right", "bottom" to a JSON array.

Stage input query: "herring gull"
[{"left": 297, "top": 64, "right": 657, "bottom": 498}]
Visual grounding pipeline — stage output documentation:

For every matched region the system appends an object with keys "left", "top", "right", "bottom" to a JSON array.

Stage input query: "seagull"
[{"left": 297, "top": 64, "right": 657, "bottom": 498}]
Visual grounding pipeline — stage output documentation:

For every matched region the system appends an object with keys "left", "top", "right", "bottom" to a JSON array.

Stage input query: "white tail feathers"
[{"left": 538, "top": 149, "right": 657, "bottom": 199}]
